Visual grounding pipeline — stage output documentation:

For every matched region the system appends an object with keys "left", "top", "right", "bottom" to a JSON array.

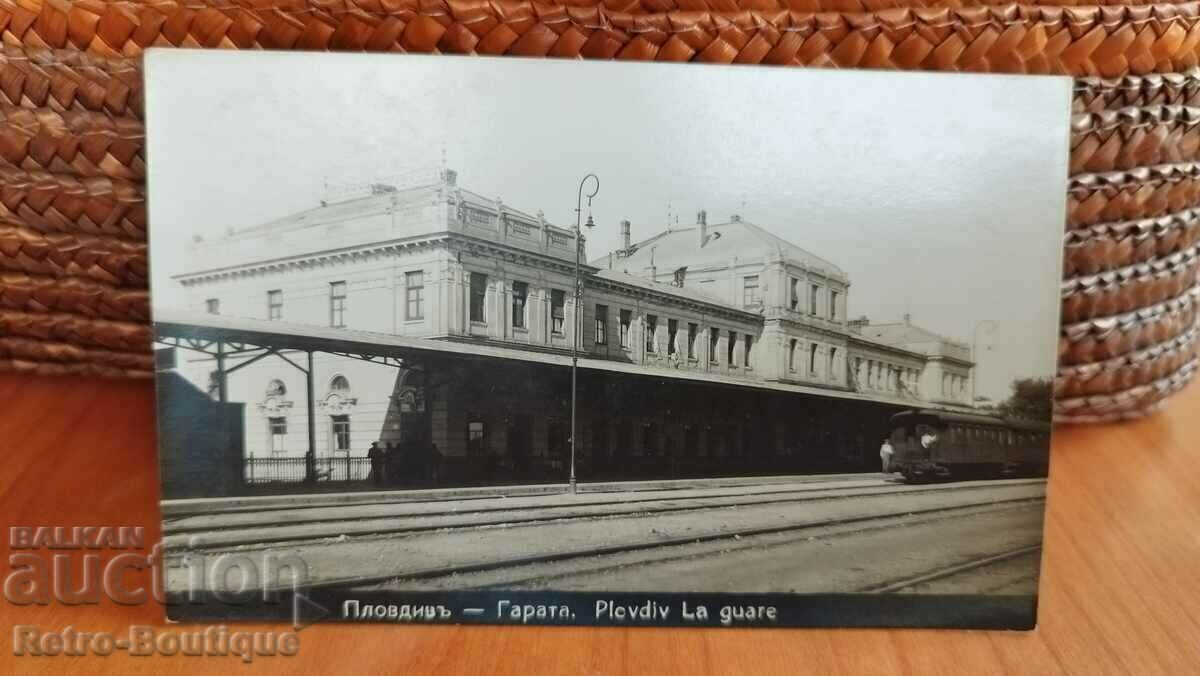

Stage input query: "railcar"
[{"left": 888, "top": 409, "right": 1050, "bottom": 482}]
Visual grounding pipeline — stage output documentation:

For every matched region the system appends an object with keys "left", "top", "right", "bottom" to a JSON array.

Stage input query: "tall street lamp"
[
  {"left": 971, "top": 319, "right": 997, "bottom": 407},
  {"left": 571, "top": 174, "right": 599, "bottom": 495}
]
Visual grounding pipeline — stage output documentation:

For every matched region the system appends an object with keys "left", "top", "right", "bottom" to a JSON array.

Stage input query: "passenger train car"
[{"left": 888, "top": 409, "right": 1050, "bottom": 481}]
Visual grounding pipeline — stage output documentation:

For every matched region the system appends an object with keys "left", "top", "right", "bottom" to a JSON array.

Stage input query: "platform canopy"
[{"left": 153, "top": 308, "right": 944, "bottom": 410}]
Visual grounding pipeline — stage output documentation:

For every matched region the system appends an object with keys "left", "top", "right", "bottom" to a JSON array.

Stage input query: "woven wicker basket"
[{"left": 1, "top": 0, "right": 1198, "bottom": 422}]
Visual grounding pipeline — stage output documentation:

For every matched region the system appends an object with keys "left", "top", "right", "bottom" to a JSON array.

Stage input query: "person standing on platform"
[
  {"left": 367, "top": 442, "right": 384, "bottom": 487},
  {"left": 879, "top": 438, "right": 895, "bottom": 477}
]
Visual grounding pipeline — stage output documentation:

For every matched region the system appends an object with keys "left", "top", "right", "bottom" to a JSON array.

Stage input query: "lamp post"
[
  {"left": 570, "top": 174, "right": 599, "bottom": 495},
  {"left": 971, "top": 319, "right": 997, "bottom": 407}
]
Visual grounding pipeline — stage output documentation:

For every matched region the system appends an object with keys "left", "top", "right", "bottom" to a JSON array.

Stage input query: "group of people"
[
  {"left": 878, "top": 430, "right": 938, "bottom": 476},
  {"left": 366, "top": 440, "right": 441, "bottom": 487}
]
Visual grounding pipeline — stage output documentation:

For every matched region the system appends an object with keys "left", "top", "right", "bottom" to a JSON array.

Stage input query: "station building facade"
[{"left": 170, "top": 169, "right": 974, "bottom": 482}]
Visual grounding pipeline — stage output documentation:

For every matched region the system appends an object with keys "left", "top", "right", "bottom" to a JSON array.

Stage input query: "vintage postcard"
[{"left": 145, "top": 50, "right": 1069, "bottom": 629}]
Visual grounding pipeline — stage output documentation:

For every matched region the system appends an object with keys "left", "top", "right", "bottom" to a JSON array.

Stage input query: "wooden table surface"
[{"left": 1, "top": 373, "right": 1198, "bottom": 674}]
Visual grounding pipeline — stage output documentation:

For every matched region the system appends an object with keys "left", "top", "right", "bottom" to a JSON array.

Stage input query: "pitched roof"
[
  {"left": 228, "top": 180, "right": 568, "bottom": 240},
  {"left": 860, "top": 322, "right": 970, "bottom": 355},
  {"left": 590, "top": 268, "right": 751, "bottom": 315},
  {"left": 604, "top": 220, "right": 847, "bottom": 281},
  {"left": 232, "top": 181, "right": 442, "bottom": 238}
]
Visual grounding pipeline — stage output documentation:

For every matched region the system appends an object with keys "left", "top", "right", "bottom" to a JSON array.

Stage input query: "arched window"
[
  {"left": 266, "top": 379, "right": 286, "bottom": 397},
  {"left": 329, "top": 375, "right": 351, "bottom": 394}
]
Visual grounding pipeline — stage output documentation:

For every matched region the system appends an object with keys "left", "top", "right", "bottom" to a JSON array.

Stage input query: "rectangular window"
[
  {"left": 809, "top": 284, "right": 819, "bottom": 316},
  {"left": 744, "top": 334, "right": 753, "bottom": 367},
  {"left": 809, "top": 343, "right": 818, "bottom": 374},
  {"left": 512, "top": 281, "right": 528, "bottom": 329},
  {"left": 595, "top": 304, "right": 608, "bottom": 345},
  {"left": 829, "top": 347, "right": 838, "bottom": 380},
  {"left": 268, "top": 417, "right": 287, "bottom": 454},
  {"left": 331, "top": 415, "right": 351, "bottom": 452},
  {"left": 467, "top": 420, "right": 486, "bottom": 456},
  {"left": 743, "top": 275, "right": 761, "bottom": 307},
  {"left": 667, "top": 319, "right": 678, "bottom": 356},
  {"left": 789, "top": 339, "right": 798, "bottom": 371},
  {"left": 727, "top": 330, "right": 736, "bottom": 365},
  {"left": 789, "top": 278, "right": 799, "bottom": 310},
  {"left": 551, "top": 289, "right": 566, "bottom": 334},
  {"left": 405, "top": 271, "right": 424, "bottom": 320},
  {"left": 829, "top": 290, "right": 839, "bottom": 321},
  {"left": 709, "top": 328, "right": 720, "bottom": 363},
  {"left": 329, "top": 281, "right": 346, "bottom": 327},
  {"left": 205, "top": 298, "right": 219, "bottom": 315},
  {"left": 619, "top": 310, "right": 632, "bottom": 349},
  {"left": 687, "top": 323, "right": 698, "bottom": 360},
  {"left": 645, "top": 315, "right": 658, "bottom": 353},
  {"left": 470, "top": 272, "right": 487, "bottom": 323},
  {"left": 267, "top": 290, "right": 282, "bottom": 321}
]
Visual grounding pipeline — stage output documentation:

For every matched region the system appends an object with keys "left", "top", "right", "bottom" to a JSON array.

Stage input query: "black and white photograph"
[{"left": 146, "top": 50, "right": 1069, "bottom": 629}]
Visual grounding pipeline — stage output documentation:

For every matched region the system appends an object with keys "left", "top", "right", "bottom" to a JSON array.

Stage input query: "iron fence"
[{"left": 244, "top": 454, "right": 373, "bottom": 484}]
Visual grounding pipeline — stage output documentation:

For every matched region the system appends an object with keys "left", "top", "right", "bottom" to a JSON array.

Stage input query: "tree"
[{"left": 997, "top": 377, "right": 1053, "bottom": 421}]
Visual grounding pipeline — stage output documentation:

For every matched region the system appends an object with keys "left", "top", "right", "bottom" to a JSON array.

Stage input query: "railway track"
[
  {"left": 861, "top": 544, "right": 1043, "bottom": 594},
  {"left": 164, "top": 474, "right": 894, "bottom": 532},
  {"left": 304, "top": 497, "right": 1045, "bottom": 593},
  {"left": 339, "top": 499, "right": 1044, "bottom": 594},
  {"left": 164, "top": 478, "right": 1047, "bottom": 552},
  {"left": 161, "top": 473, "right": 875, "bottom": 518}
]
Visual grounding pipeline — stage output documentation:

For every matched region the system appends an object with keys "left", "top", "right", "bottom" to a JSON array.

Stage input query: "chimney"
[
  {"left": 903, "top": 313, "right": 912, "bottom": 325},
  {"left": 620, "top": 219, "right": 631, "bottom": 252},
  {"left": 698, "top": 210, "right": 708, "bottom": 247}
]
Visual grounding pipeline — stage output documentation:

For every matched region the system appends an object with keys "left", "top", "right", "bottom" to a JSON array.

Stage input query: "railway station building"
[{"left": 162, "top": 168, "right": 975, "bottom": 489}]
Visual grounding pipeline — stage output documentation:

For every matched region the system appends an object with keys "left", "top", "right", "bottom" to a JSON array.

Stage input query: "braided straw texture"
[{"left": 1, "top": 1, "right": 1199, "bottom": 422}]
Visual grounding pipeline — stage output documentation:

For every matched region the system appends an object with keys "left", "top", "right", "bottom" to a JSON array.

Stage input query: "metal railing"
[{"left": 244, "top": 454, "right": 372, "bottom": 484}]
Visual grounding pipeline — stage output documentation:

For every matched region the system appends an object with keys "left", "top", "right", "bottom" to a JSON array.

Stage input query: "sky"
[{"left": 146, "top": 51, "right": 1071, "bottom": 402}]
